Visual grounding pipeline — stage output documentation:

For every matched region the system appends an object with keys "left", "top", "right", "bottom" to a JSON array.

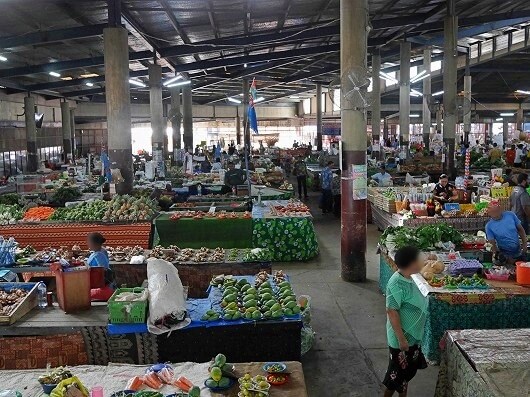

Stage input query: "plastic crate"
[{"left": 108, "top": 287, "right": 148, "bottom": 324}]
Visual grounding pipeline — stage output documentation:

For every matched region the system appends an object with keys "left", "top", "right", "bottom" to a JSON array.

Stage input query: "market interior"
[{"left": 1, "top": 0, "right": 530, "bottom": 396}]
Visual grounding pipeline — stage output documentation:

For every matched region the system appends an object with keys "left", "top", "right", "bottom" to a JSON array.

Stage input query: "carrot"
[
  {"left": 142, "top": 372, "right": 163, "bottom": 389},
  {"left": 178, "top": 376, "right": 194, "bottom": 389},
  {"left": 173, "top": 379, "right": 190, "bottom": 392},
  {"left": 126, "top": 376, "right": 144, "bottom": 391},
  {"left": 23, "top": 206, "right": 55, "bottom": 221}
]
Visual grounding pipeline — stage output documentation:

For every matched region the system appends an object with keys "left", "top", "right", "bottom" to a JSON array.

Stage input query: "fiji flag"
[{"left": 248, "top": 78, "right": 259, "bottom": 134}]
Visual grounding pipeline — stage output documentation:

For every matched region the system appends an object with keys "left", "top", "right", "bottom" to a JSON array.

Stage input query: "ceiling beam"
[
  {"left": 170, "top": 44, "right": 340, "bottom": 73},
  {"left": 0, "top": 50, "right": 153, "bottom": 78},
  {"left": 0, "top": 23, "right": 108, "bottom": 49}
]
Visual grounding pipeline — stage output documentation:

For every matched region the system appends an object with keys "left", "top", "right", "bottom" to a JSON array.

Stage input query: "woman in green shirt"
[{"left": 384, "top": 246, "right": 428, "bottom": 397}]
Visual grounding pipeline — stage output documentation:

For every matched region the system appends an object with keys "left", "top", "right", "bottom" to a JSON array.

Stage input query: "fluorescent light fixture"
[
  {"left": 60, "top": 76, "right": 73, "bottom": 81},
  {"left": 129, "top": 79, "right": 146, "bottom": 87},
  {"left": 227, "top": 97, "right": 242, "bottom": 104},
  {"left": 410, "top": 89, "right": 423, "bottom": 97},
  {"left": 289, "top": 96, "right": 300, "bottom": 99},
  {"left": 379, "top": 71, "right": 398, "bottom": 84},
  {"left": 410, "top": 114, "right": 420, "bottom": 117},
  {"left": 411, "top": 70, "right": 427, "bottom": 80},
  {"left": 86, "top": 82, "right": 94, "bottom": 87},
  {"left": 49, "top": 71, "right": 61, "bottom": 77},
  {"left": 244, "top": 63, "right": 248, "bottom": 68},
  {"left": 500, "top": 112, "right": 515, "bottom": 116},
  {"left": 411, "top": 72, "right": 430, "bottom": 83},
  {"left": 167, "top": 80, "right": 191, "bottom": 88},
  {"left": 0, "top": 85, "right": 5, "bottom": 88},
  {"left": 133, "top": 97, "right": 138, "bottom": 100},
  {"left": 80, "top": 73, "right": 99, "bottom": 78},
  {"left": 432, "top": 90, "right": 444, "bottom": 96},
  {"left": 496, "top": 118, "right": 503, "bottom": 121},
  {"left": 516, "top": 89, "right": 530, "bottom": 95},
  {"left": 255, "top": 97, "right": 265, "bottom": 103},
  {"left": 0, "top": 55, "right": 7, "bottom": 62},
  {"left": 163, "top": 75, "right": 182, "bottom": 86}
]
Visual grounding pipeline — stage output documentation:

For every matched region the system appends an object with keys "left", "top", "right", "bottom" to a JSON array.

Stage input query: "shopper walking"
[
  {"left": 510, "top": 173, "right": 530, "bottom": 233},
  {"left": 383, "top": 246, "right": 428, "bottom": 397},
  {"left": 320, "top": 161, "right": 334, "bottom": 214},
  {"left": 293, "top": 155, "right": 308, "bottom": 200}
]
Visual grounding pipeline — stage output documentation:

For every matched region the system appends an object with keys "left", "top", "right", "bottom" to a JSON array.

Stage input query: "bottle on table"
[{"left": 37, "top": 282, "right": 47, "bottom": 309}]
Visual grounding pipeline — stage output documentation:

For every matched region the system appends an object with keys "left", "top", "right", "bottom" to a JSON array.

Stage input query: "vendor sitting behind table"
[
  {"left": 211, "top": 157, "right": 222, "bottom": 172},
  {"left": 224, "top": 161, "right": 247, "bottom": 189},
  {"left": 371, "top": 164, "right": 393, "bottom": 187},
  {"left": 432, "top": 174, "right": 458, "bottom": 204},
  {"left": 87, "top": 232, "right": 115, "bottom": 301},
  {"left": 486, "top": 200, "right": 527, "bottom": 263}
]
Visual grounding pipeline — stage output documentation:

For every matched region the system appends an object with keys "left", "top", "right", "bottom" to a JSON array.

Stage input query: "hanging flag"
[{"left": 248, "top": 78, "right": 259, "bottom": 134}]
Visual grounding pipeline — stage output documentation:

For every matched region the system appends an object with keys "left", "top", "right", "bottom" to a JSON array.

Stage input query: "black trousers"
[
  {"left": 321, "top": 189, "right": 333, "bottom": 212},
  {"left": 297, "top": 175, "right": 308, "bottom": 198}
]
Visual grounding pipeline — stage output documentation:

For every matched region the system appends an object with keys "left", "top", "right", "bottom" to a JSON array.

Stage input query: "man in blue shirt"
[
  {"left": 320, "top": 161, "right": 334, "bottom": 214},
  {"left": 486, "top": 200, "right": 527, "bottom": 263}
]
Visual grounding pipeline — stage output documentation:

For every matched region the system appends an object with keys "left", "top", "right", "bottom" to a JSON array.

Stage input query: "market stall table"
[
  {"left": 379, "top": 252, "right": 530, "bottom": 362},
  {"left": 435, "top": 329, "right": 530, "bottom": 397},
  {"left": 252, "top": 201, "right": 319, "bottom": 262},
  {"left": 153, "top": 214, "right": 253, "bottom": 248},
  {"left": 0, "top": 362, "right": 308, "bottom": 397},
  {"left": 0, "top": 221, "right": 152, "bottom": 250}
]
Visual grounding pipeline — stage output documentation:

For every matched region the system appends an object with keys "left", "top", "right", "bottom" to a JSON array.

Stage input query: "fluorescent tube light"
[
  {"left": 86, "top": 82, "right": 94, "bottom": 87},
  {"left": 227, "top": 97, "right": 242, "bottom": 104},
  {"left": 49, "top": 71, "right": 61, "bottom": 77},
  {"left": 0, "top": 55, "right": 7, "bottom": 62},
  {"left": 432, "top": 90, "right": 444, "bottom": 96},
  {"left": 500, "top": 112, "right": 515, "bottom": 116},
  {"left": 167, "top": 80, "right": 191, "bottom": 88},
  {"left": 163, "top": 75, "right": 182, "bottom": 86},
  {"left": 129, "top": 79, "right": 146, "bottom": 87},
  {"left": 516, "top": 90, "right": 530, "bottom": 95}
]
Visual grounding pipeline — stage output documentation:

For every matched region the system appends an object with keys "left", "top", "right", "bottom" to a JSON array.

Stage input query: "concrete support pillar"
[
  {"left": 242, "top": 79, "right": 249, "bottom": 147},
  {"left": 24, "top": 96, "right": 38, "bottom": 172},
  {"left": 422, "top": 48, "right": 432, "bottom": 148},
  {"left": 70, "top": 108, "right": 76, "bottom": 160},
  {"left": 316, "top": 83, "right": 323, "bottom": 151},
  {"left": 371, "top": 53, "right": 381, "bottom": 158},
  {"left": 399, "top": 41, "right": 411, "bottom": 153},
  {"left": 503, "top": 118, "right": 509, "bottom": 145},
  {"left": 169, "top": 87, "right": 182, "bottom": 161},
  {"left": 182, "top": 85, "right": 193, "bottom": 150},
  {"left": 149, "top": 63, "right": 164, "bottom": 156},
  {"left": 463, "top": 75, "right": 472, "bottom": 145},
  {"left": 516, "top": 108, "right": 524, "bottom": 131},
  {"left": 383, "top": 118, "right": 389, "bottom": 142},
  {"left": 235, "top": 112, "right": 241, "bottom": 147},
  {"left": 60, "top": 101, "right": 72, "bottom": 162},
  {"left": 104, "top": 26, "right": 133, "bottom": 194},
  {"left": 436, "top": 108, "right": 443, "bottom": 132},
  {"left": 340, "top": 0, "right": 367, "bottom": 282},
  {"left": 443, "top": 0, "right": 458, "bottom": 178}
]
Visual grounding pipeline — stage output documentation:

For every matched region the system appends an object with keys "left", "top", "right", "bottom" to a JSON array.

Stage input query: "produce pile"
[
  {"left": 269, "top": 201, "right": 310, "bottom": 217},
  {"left": 49, "top": 200, "right": 108, "bottom": 221},
  {"left": 0, "top": 203, "right": 23, "bottom": 225},
  {"left": 238, "top": 373, "right": 271, "bottom": 396},
  {"left": 169, "top": 210, "right": 252, "bottom": 220},
  {"left": 22, "top": 206, "right": 55, "bottom": 221},
  {"left": 0, "top": 193, "right": 20, "bottom": 206},
  {"left": 210, "top": 275, "right": 300, "bottom": 322},
  {"left": 225, "top": 248, "right": 273, "bottom": 262},
  {"left": 103, "top": 195, "right": 158, "bottom": 222},
  {"left": 0, "top": 287, "right": 28, "bottom": 316},
  {"left": 38, "top": 367, "right": 73, "bottom": 386},
  {"left": 49, "top": 186, "right": 82, "bottom": 207},
  {"left": 430, "top": 274, "right": 488, "bottom": 289},
  {"left": 205, "top": 353, "right": 234, "bottom": 391},
  {"left": 106, "top": 246, "right": 144, "bottom": 262},
  {"left": 380, "top": 223, "right": 463, "bottom": 251},
  {"left": 149, "top": 246, "right": 225, "bottom": 263}
]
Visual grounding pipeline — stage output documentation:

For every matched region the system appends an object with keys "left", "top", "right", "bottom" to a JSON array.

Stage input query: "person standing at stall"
[
  {"left": 486, "top": 200, "right": 527, "bottom": 263},
  {"left": 383, "top": 246, "right": 428, "bottom": 397},
  {"left": 293, "top": 155, "right": 309, "bottom": 200},
  {"left": 320, "top": 161, "right": 334, "bottom": 214},
  {"left": 510, "top": 173, "right": 530, "bottom": 233},
  {"left": 371, "top": 165, "right": 393, "bottom": 187}
]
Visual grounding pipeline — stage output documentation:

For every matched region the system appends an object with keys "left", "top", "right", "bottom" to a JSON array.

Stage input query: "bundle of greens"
[
  {"left": 380, "top": 223, "right": 463, "bottom": 251},
  {"left": 49, "top": 187, "right": 82, "bottom": 207}
]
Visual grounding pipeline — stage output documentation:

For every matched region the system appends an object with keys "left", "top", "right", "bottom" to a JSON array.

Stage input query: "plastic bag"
[
  {"left": 297, "top": 295, "right": 312, "bottom": 326},
  {"left": 50, "top": 376, "right": 89, "bottom": 397},
  {"left": 147, "top": 258, "right": 190, "bottom": 334},
  {"left": 301, "top": 325, "right": 315, "bottom": 356}
]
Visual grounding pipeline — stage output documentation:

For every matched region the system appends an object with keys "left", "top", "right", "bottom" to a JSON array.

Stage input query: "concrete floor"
[{"left": 273, "top": 191, "right": 439, "bottom": 397}]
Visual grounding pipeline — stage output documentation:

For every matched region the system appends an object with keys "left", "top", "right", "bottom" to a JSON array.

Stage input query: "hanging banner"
[
  {"left": 351, "top": 164, "right": 367, "bottom": 200},
  {"left": 323, "top": 123, "right": 341, "bottom": 136}
]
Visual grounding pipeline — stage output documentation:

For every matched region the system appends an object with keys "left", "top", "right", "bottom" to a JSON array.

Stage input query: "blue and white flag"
[{"left": 248, "top": 78, "right": 259, "bottom": 134}]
